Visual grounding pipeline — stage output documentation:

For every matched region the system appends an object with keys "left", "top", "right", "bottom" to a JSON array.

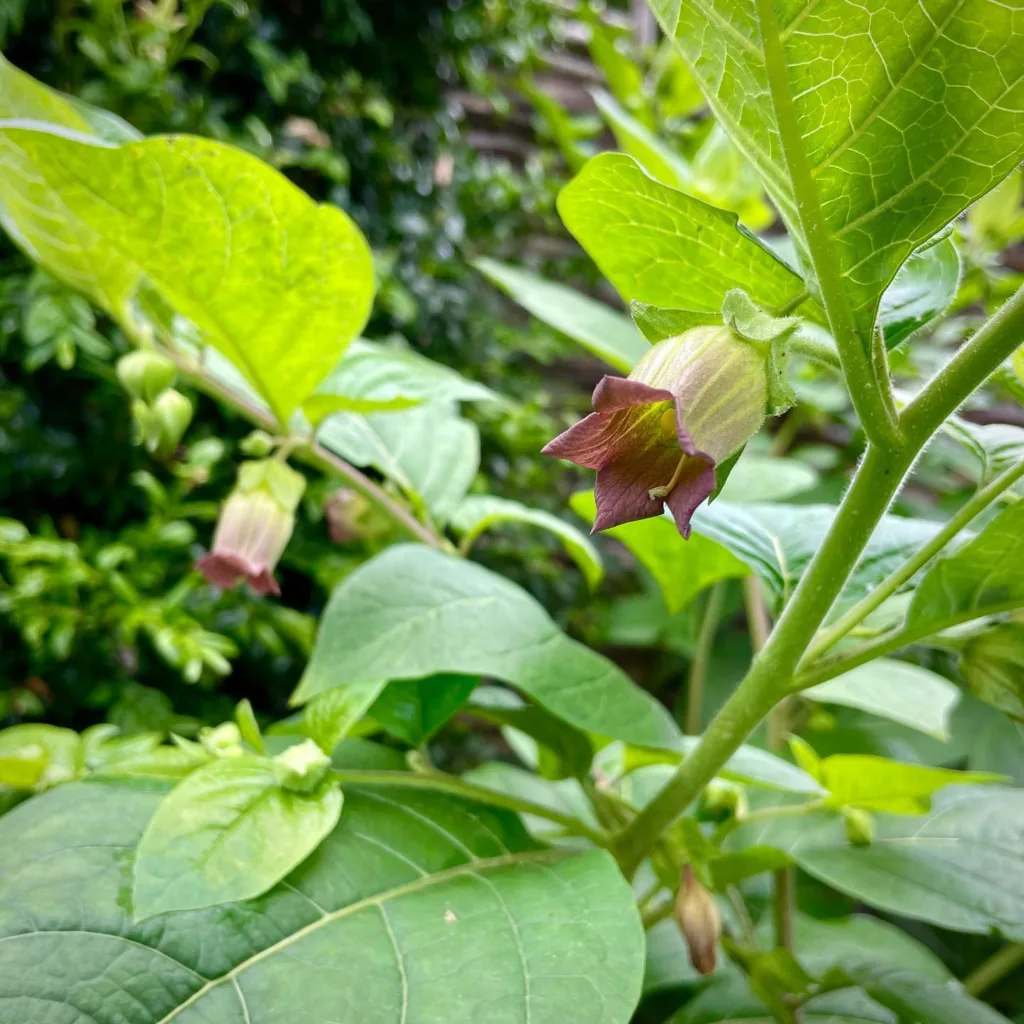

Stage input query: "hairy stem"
[
  {"left": 613, "top": 285, "right": 1024, "bottom": 873},
  {"left": 804, "top": 458, "right": 1024, "bottom": 663},
  {"left": 963, "top": 942, "right": 1024, "bottom": 998},
  {"left": 331, "top": 769, "right": 608, "bottom": 845},
  {"left": 755, "top": 0, "right": 902, "bottom": 453},
  {"left": 686, "top": 583, "right": 726, "bottom": 735}
]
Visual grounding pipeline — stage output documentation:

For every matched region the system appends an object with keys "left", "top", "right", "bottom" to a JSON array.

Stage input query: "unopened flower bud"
[
  {"left": 131, "top": 398, "right": 160, "bottom": 448},
  {"left": 199, "top": 722, "right": 244, "bottom": 759},
  {"left": 544, "top": 325, "right": 769, "bottom": 536},
  {"left": 150, "top": 389, "right": 193, "bottom": 458},
  {"left": 324, "top": 488, "right": 372, "bottom": 544},
  {"left": 239, "top": 429, "right": 276, "bottom": 458},
  {"left": 674, "top": 864, "right": 721, "bottom": 976},
  {"left": 195, "top": 459, "right": 306, "bottom": 596},
  {"left": 843, "top": 806, "right": 875, "bottom": 846},
  {"left": 117, "top": 350, "right": 177, "bottom": 404},
  {"left": 273, "top": 738, "right": 332, "bottom": 793}
]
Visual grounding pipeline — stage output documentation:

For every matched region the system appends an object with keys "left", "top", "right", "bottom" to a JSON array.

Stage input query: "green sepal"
[
  {"left": 236, "top": 458, "right": 307, "bottom": 512},
  {"left": 722, "top": 289, "right": 798, "bottom": 416},
  {"left": 708, "top": 445, "right": 745, "bottom": 504},
  {"left": 629, "top": 301, "right": 721, "bottom": 343}
]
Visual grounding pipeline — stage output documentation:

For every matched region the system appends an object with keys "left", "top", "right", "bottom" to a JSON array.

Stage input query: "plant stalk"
[
  {"left": 754, "top": 0, "right": 902, "bottom": 453},
  {"left": 963, "top": 942, "right": 1024, "bottom": 998},
  {"left": 804, "top": 457, "right": 1024, "bottom": 663},
  {"left": 331, "top": 769, "right": 609, "bottom": 845},
  {"left": 685, "top": 583, "right": 726, "bottom": 735}
]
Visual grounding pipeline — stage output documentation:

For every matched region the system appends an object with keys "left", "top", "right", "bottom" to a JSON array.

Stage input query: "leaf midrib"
[{"left": 152, "top": 848, "right": 571, "bottom": 1024}]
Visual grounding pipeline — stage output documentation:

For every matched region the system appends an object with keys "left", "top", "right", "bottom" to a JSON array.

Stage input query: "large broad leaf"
[
  {"left": 877, "top": 234, "right": 961, "bottom": 349},
  {"left": 558, "top": 153, "right": 817, "bottom": 319},
  {"left": 803, "top": 659, "right": 961, "bottom": 740},
  {"left": 649, "top": 0, "right": 1024, "bottom": 339},
  {"left": 959, "top": 619, "right": 1024, "bottom": 720},
  {"left": 0, "top": 55, "right": 139, "bottom": 315},
  {"left": 570, "top": 490, "right": 748, "bottom": 614},
  {"left": 474, "top": 256, "right": 648, "bottom": 372},
  {"left": 0, "top": 123, "right": 375, "bottom": 424},
  {"left": 731, "top": 786, "right": 1024, "bottom": 938},
  {"left": 906, "top": 500, "right": 1024, "bottom": 638},
  {"left": 133, "top": 755, "right": 343, "bottom": 919},
  {"left": 306, "top": 339, "right": 499, "bottom": 424},
  {"left": 291, "top": 544, "right": 679, "bottom": 748},
  {"left": 368, "top": 674, "right": 479, "bottom": 747},
  {"left": 318, "top": 404, "right": 479, "bottom": 524},
  {"left": 690, "top": 502, "right": 945, "bottom": 610},
  {"left": 450, "top": 495, "right": 603, "bottom": 590},
  {"left": 716, "top": 453, "right": 819, "bottom": 504},
  {"left": 0, "top": 778, "right": 644, "bottom": 1024}
]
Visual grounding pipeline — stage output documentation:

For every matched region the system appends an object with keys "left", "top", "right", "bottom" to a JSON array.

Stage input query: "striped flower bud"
[
  {"left": 674, "top": 864, "right": 722, "bottom": 976},
  {"left": 196, "top": 459, "right": 306, "bottom": 597},
  {"left": 543, "top": 325, "right": 769, "bottom": 535}
]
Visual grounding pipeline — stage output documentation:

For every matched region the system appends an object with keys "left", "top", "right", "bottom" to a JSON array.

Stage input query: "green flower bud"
[
  {"left": 150, "top": 389, "right": 193, "bottom": 458},
  {"left": 239, "top": 429, "right": 277, "bottom": 458},
  {"left": 843, "top": 806, "right": 875, "bottom": 846},
  {"left": 116, "top": 350, "right": 177, "bottom": 404},
  {"left": 199, "top": 722, "right": 244, "bottom": 759},
  {"left": 273, "top": 738, "right": 332, "bottom": 793}
]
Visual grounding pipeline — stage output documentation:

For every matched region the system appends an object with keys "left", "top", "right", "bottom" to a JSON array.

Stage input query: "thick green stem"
[
  {"left": 963, "top": 942, "right": 1024, "bottom": 998},
  {"left": 685, "top": 583, "right": 726, "bottom": 735},
  {"left": 613, "top": 285, "right": 1024, "bottom": 874},
  {"left": 755, "top": 0, "right": 902, "bottom": 453},
  {"left": 804, "top": 458, "right": 1024, "bottom": 663},
  {"left": 331, "top": 769, "right": 608, "bottom": 845}
]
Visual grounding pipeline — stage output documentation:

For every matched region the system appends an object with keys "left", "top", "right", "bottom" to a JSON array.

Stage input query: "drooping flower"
[
  {"left": 196, "top": 459, "right": 306, "bottom": 597},
  {"left": 543, "top": 325, "right": 770, "bottom": 535}
]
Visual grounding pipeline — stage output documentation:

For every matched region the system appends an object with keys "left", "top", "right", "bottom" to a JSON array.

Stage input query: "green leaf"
[
  {"left": 557, "top": 153, "right": 815, "bottom": 318},
  {"left": 671, "top": 973, "right": 894, "bottom": 1023},
  {"left": 570, "top": 490, "right": 748, "bottom": 613},
  {"left": 591, "top": 87, "right": 691, "bottom": 189},
  {"left": 0, "top": 724, "right": 80, "bottom": 789},
  {"left": 803, "top": 659, "right": 961, "bottom": 740},
  {"left": 305, "top": 680, "right": 390, "bottom": 755},
  {"left": 306, "top": 338, "right": 499, "bottom": 426},
  {"left": 941, "top": 418, "right": 1024, "bottom": 485},
  {"left": 907, "top": 501, "right": 1024, "bottom": 637},
  {"left": 617, "top": 737, "right": 825, "bottom": 795},
  {"left": 829, "top": 962, "right": 1012, "bottom": 1024},
  {"left": 717, "top": 453, "right": 819, "bottom": 504},
  {"left": 474, "top": 256, "right": 648, "bottom": 372},
  {"left": 133, "top": 755, "right": 343, "bottom": 919},
  {"left": 878, "top": 234, "right": 961, "bottom": 349},
  {"left": 452, "top": 495, "right": 603, "bottom": 590},
  {"left": 0, "top": 123, "right": 375, "bottom": 424},
  {"left": 650, "top": 0, "right": 1024, "bottom": 339},
  {"left": 0, "top": 778, "right": 644, "bottom": 1023},
  {"left": 469, "top": 686, "right": 594, "bottom": 781},
  {"left": 959, "top": 619, "right": 1024, "bottom": 720},
  {"left": 291, "top": 544, "right": 679, "bottom": 748},
  {"left": 709, "top": 846, "right": 791, "bottom": 888},
  {"left": 690, "top": 502, "right": 945, "bottom": 610},
  {"left": 733, "top": 786, "right": 1024, "bottom": 938},
  {"left": 368, "top": 674, "right": 479, "bottom": 747},
  {"left": 318, "top": 403, "right": 479, "bottom": 524},
  {"left": 0, "top": 56, "right": 139, "bottom": 315},
  {"left": 818, "top": 754, "right": 1003, "bottom": 813}
]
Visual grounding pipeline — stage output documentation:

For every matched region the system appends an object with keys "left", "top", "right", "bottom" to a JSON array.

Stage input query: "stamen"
[{"left": 648, "top": 453, "right": 689, "bottom": 500}]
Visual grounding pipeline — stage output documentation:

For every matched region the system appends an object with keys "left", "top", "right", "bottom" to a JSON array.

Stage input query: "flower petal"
[
  {"left": 543, "top": 375, "right": 674, "bottom": 470},
  {"left": 195, "top": 552, "right": 281, "bottom": 597},
  {"left": 664, "top": 455, "right": 716, "bottom": 539},
  {"left": 592, "top": 444, "right": 683, "bottom": 532}
]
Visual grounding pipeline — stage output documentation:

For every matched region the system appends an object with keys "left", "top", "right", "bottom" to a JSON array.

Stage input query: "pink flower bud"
[
  {"left": 543, "top": 326, "right": 768, "bottom": 535},
  {"left": 196, "top": 459, "right": 306, "bottom": 597}
]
